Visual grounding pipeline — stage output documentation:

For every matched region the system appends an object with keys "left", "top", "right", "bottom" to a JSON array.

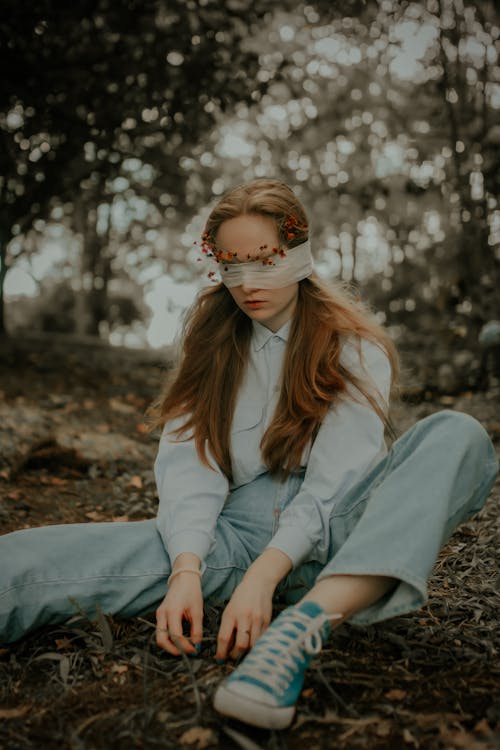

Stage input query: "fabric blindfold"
[{"left": 217, "top": 240, "right": 313, "bottom": 289}]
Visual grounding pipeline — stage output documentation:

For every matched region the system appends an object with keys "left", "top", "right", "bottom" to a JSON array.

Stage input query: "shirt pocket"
[{"left": 231, "top": 400, "right": 264, "bottom": 434}]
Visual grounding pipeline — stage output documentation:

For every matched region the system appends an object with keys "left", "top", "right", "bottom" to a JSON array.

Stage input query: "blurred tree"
[
  {"left": 196, "top": 0, "right": 499, "bottom": 348},
  {"left": 0, "top": 0, "right": 271, "bottom": 334},
  {"left": 432, "top": 0, "right": 499, "bottom": 325}
]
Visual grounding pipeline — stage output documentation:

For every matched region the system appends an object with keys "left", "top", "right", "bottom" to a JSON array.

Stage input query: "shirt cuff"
[
  {"left": 265, "top": 525, "right": 314, "bottom": 569},
  {"left": 162, "top": 528, "right": 214, "bottom": 572}
]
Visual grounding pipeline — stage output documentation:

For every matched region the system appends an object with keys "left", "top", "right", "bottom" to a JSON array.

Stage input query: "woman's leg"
[
  {"left": 280, "top": 410, "right": 498, "bottom": 621},
  {"left": 213, "top": 410, "right": 498, "bottom": 728},
  {"left": 0, "top": 520, "right": 170, "bottom": 643},
  {"left": 301, "top": 574, "right": 396, "bottom": 622},
  {"left": 308, "top": 410, "right": 498, "bottom": 624},
  {"left": 0, "top": 471, "right": 292, "bottom": 643}
]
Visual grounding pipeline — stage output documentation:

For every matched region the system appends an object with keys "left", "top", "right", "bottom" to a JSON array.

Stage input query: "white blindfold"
[{"left": 215, "top": 240, "right": 313, "bottom": 289}]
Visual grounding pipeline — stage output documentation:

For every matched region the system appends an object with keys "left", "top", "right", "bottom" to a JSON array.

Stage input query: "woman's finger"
[
  {"left": 215, "top": 616, "right": 237, "bottom": 662},
  {"left": 167, "top": 608, "right": 198, "bottom": 655},
  {"left": 189, "top": 605, "right": 204, "bottom": 651},
  {"left": 155, "top": 608, "right": 181, "bottom": 655},
  {"left": 168, "top": 628, "right": 197, "bottom": 655},
  {"left": 156, "top": 611, "right": 181, "bottom": 655},
  {"left": 229, "top": 621, "right": 253, "bottom": 660},
  {"left": 156, "top": 609, "right": 197, "bottom": 655},
  {"left": 249, "top": 619, "right": 265, "bottom": 649}
]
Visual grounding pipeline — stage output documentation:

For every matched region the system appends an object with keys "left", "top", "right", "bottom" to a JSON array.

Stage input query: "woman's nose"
[{"left": 240, "top": 283, "right": 260, "bottom": 294}]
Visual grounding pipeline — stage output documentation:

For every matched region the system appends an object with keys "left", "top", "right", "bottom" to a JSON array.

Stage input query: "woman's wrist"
[
  {"left": 167, "top": 567, "right": 202, "bottom": 586},
  {"left": 168, "top": 552, "right": 202, "bottom": 586},
  {"left": 172, "top": 552, "right": 201, "bottom": 572},
  {"left": 243, "top": 548, "right": 293, "bottom": 590}
]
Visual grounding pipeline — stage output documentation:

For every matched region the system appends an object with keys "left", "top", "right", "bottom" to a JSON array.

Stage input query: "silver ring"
[{"left": 157, "top": 627, "right": 169, "bottom": 633}]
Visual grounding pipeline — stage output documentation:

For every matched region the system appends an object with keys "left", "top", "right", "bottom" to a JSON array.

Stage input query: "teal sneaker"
[{"left": 213, "top": 601, "right": 342, "bottom": 729}]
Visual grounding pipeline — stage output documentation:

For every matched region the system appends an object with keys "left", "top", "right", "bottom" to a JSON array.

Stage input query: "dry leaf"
[
  {"left": 179, "top": 726, "right": 217, "bottom": 748},
  {"left": 473, "top": 718, "right": 492, "bottom": 737},
  {"left": 112, "top": 515, "right": 129, "bottom": 522},
  {"left": 85, "top": 511, "right": 102, "bottom": 521},
  {"left": 59, "top": 655, "right": 71, "bottom": 685},
  {"left": 0, "top": 705, "right": 31, "bottom": 719},
  {"left": 375, "top": 720, "right": 392, "bottom": 737},
  {"left": 109, "top": 398, "right": 136, "bottom": 414},
  {"left": 136, "top": 422, "right": 149, "bottom": 434},
  {"left": 403, "top": 728, "right": 418, "bottom": 746},
  {"left": 55, "top": 637, "right": 73, "bottom": 650},
  {"left": 111, "top": 664, "right": 128, "bottom": 674},
  {"left": 94, "top": 604, "right": 114, "bottom": 653},
  {"left": 439, "top": 395, "right": 455, "bottom": 406},
  {"left": 96, "top": 424, "right": 110, "bottom": 433},
  {"left": 385, "top": 688, "right": 407, "bottom": 701},
  {"left": 128, "top": 475, "right": 143, "bottom": 489}
]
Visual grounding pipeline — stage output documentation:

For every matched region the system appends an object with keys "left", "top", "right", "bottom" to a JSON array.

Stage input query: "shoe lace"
[{"left": 238, "top": 610, "right": 342, "bottom": 696}]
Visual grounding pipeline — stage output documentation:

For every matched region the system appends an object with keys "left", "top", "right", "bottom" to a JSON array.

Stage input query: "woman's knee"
[{"left": 424, "top": 410, "right": 495, "bottom": 457}]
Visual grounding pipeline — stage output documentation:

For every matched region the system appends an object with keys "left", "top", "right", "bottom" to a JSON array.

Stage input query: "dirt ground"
[{"left": 0, "top": 333, "right": 499, "bottom": 750}]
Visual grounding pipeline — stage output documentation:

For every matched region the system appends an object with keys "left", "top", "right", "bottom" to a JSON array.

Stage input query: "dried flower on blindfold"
[
  {"left": 196, "top": 215, "right": 308, "bottom": 278},
  {"left": 282, "top": 214, "right": 308, "bottom": 241}
]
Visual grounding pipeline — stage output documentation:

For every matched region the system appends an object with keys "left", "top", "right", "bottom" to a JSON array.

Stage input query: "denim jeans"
[{"left": 0, "top": 410, "right": 497, "bottom": 643}]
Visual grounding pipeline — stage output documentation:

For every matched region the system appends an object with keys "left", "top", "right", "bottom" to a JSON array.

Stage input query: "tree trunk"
[
  {"left": 0, "top": 232, "right": 8, "bottom": 336},
  {"left": 73, "top": 192, "right": 111, "bottom": 338}
]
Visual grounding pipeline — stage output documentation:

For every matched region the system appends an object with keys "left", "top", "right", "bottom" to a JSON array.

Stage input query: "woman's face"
[{"left": 215, "top": 214, "right": 299, "bottom": 332}]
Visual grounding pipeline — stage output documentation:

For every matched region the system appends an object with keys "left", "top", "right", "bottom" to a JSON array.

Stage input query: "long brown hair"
[{"left": 149, "top": 179, "right": 398, "bottom": 481}]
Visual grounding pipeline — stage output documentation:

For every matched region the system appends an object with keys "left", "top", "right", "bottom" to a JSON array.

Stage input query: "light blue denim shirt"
[{"left": 154, "top": 320, "right": 391, "bottom": 569}]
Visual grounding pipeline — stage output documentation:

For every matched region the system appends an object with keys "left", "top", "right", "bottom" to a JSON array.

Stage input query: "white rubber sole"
[{"left": 213, "top": 684, "right": 295, "bottom": 730}]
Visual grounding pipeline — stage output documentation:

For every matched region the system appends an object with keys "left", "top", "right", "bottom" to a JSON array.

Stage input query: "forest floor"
[{"left": 0, "top": 333, "right": 499, "bottom": 750}]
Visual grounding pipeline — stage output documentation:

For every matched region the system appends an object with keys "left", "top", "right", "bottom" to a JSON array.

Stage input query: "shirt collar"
[{"left": 252, "top": 319, "right": 292, "bottom": 351}]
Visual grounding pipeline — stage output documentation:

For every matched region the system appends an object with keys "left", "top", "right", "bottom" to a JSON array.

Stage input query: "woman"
[{"left": 0, "top": 180, "right": 497, "bottom": 730}]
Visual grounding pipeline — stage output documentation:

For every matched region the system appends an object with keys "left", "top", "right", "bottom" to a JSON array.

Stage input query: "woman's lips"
[{"left": 245, "top": 300, "right": 265, "bottom": 308}]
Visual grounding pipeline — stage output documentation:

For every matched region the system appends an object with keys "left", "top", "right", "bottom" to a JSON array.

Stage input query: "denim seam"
[
  {"left": 332, "top": 454, "right": 497, "bottom": 522},
  {"left": 0, "top": 573, "right": 169, "bottom": 598},
  {"left": 316, "top": 565, "right": 427, "bottom": 590},
  {"left": 331, "top": 456, "right": 396, "bottom": 520},
  {"left": 351, "top": 600, "right": 424, "bottom": 623},
  {"left": 204, "top": 563, "right": 248, "bottom": 573}
]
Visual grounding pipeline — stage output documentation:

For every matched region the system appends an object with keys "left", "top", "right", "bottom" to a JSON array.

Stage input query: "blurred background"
[{"left": 1, "top": 0, "right": 499, "bottom": 391}]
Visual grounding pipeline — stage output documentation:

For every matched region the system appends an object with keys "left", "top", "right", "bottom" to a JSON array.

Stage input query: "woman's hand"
[
  {"left": 156, "top": 554, "right": 203, "bottom": 656},
  {"left": 215, "top": 547, "right": 293, "bottom": 661},
  {"left": 215, "top": 577, "right": 274, "bottom": 661}
]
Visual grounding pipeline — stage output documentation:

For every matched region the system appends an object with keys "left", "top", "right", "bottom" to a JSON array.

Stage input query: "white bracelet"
[{"left": 167, "top": 567, "right": 202, "bottom": 586}]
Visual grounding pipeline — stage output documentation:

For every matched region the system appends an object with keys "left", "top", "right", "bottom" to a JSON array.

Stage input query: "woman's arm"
[
  {"left": 154, "top": 417, "right": 229, "bottom": 566},
  {"left": 154, "top": 418, "right": 229, "bottom": 654},
  {"left": 267, "top": 339, "right": 392, "bottom": 568}
]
